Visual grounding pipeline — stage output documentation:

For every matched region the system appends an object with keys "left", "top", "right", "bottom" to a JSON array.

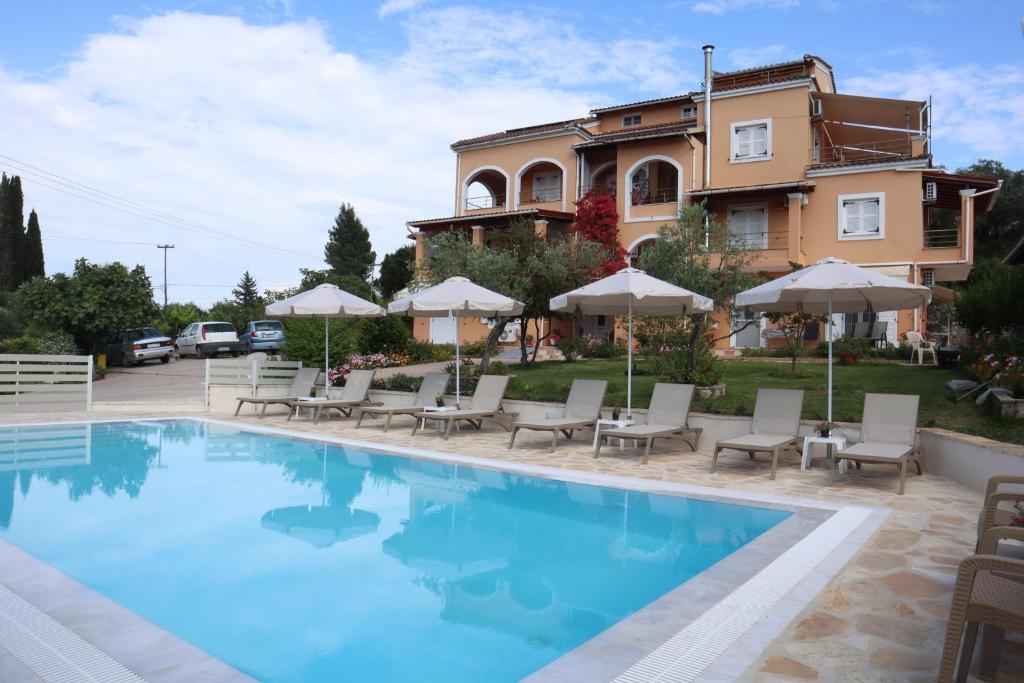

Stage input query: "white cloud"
[
  {"left": 0, "top": 10, "right": 694, "bottom": 305},
  {"left": 690, "top": 0, "right": 801, "bottom": 14},
  {"left": 727, "top": 44, "right": 792, "bottom": 69},
  {"left": 378, "top": 0, "right": 424, "bottom": 19},
  {"left": 843, "top": 63, "right": 1024, "bottom": 167}
]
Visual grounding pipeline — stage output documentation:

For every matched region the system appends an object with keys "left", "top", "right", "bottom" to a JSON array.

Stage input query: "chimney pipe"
[{"left": 702, "top": 44, "right": 714, "bottom": 189}]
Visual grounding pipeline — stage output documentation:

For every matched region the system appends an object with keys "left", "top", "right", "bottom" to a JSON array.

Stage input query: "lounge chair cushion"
[
  {"left": 716, "top": 433, "right": 796, "bottom": 450},
  {"left": 837, "top": 441, "right": 913, "bottom": 462},
  {"left": 600, "top": 423, "right": 687, "bottom": 438},
  {"left": 514, "top": 416, "right": 594, "bottom": 430}
]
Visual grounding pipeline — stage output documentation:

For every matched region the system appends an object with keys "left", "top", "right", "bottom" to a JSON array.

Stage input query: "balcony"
[
  {"left": 518, "top": 188, "right": 562, "bottom": 206},
  {"left": 630, "top": 187, "right": 678, "bottom": 206},
  {"left": 812, "top": 137, "right": 916, "bottom": 167},
  {"left": 464, "top": 193, "right": 507, "bottom": 211},
  {"left": 923, "top": 224, "right": 959, "bottom": 249}
]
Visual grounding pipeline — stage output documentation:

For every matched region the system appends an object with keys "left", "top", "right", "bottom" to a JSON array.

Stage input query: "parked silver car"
[
  {"left": 106, "top": 327, "right": 174, "bottom": 367},
  {"left": 175, "top": 321, "right": 244, "bottom": 358},
  {"left": 242, "top": 320, "right": 285, "bottom": 353}
]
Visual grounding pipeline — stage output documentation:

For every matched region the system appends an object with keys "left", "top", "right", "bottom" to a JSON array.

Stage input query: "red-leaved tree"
[{"left": 572, "top": 189, "right": 627, "bottom": 276}]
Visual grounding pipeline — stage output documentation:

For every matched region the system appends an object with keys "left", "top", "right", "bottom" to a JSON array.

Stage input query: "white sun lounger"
[
  {"left": 711, "top": 388, "right": 804, "bottom": 479},
  {"left": 594, "top": 383, "right": 702, "bottom": 464},
  {"left": 287, "top": 369, "right": 377, "bottom": 423},
  {"left": 234, "top": 367, "right": 320, "bottom": 418},
  {"left": 508, "top": 379, "right": 608, "bottom": 452},
  {"left": 355, "top": 372, "right": 451, "bottom": 431},
  {"left": 831, "top": 392, "right": 920, "bottom": 494}
]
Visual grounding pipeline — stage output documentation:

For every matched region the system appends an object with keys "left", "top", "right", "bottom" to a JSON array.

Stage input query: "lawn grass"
[{"left": 504, "top": 358, "right": 1024, "bottom": 445}]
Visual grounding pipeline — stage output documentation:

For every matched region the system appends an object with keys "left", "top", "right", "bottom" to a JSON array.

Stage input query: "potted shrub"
[{"left": 833, "top": 336, "right": 871, "bottom": 365}]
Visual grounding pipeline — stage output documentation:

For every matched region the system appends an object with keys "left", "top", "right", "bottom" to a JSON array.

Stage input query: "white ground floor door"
[
  {"left": 429, "top": 316, "right": 457, "bottom": 344},
  {"left": 732, "top": 310, "right": 763, "bottom": 348}
]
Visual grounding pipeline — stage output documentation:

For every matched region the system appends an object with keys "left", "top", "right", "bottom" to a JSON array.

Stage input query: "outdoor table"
[
  {"left": 593, "top": 418, "right": 635, "bottom": 451},
  {"left": 801, "top": 435, "right": 849, "bottom": 474},
  {"left": 420, "top": 405, "right": 458, "bottom": 433},
  {"left": 293, "top": 396, "right": 330, "bottom": 421}
]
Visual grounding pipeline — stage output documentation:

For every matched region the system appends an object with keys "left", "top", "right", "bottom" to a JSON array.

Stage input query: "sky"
[{"left": 0, "top": 0, "right": 1021, "bottom": 306}]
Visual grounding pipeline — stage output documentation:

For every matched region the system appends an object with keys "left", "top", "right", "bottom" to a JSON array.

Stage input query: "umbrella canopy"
[
  {"left": 735, "top": 257, "right": 932, "bottom": 314},
  {"left": 265, "top": 284, "right": 384, "bottom": 396},
  {"left": 550, "top": 267, "right": 714, "bottom": 316},
  {"left": 388, "top": 277, "right": 523, "bottom": 406},
  {"left": 550, "top": 268, "right": 714, "bottom": 418},
  {"left": 735, "top": 257, "right": 931, "bottom": 422},
  {"left": 261, "top": 505, "right": 381, "bottom": 548}
]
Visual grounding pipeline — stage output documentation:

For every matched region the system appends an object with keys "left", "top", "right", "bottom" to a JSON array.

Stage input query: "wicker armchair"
[
  {"left": 938, "top": 525, "right": 1024, "bottom": 682},
  {"left": 977, "top": 475, "right": 1024, "bottom": 546}
]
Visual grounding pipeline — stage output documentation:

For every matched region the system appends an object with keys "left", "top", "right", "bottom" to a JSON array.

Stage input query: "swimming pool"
[{"left": 0, "top": 419, "right": 791, "bottom": 682}]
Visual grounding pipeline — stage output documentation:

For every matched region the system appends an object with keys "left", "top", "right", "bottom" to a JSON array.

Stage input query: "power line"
[{"left": 0, "top": 153, "right": 323, "bottom": 261}]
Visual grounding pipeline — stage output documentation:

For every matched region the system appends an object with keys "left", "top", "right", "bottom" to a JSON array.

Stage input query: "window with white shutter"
[
  {"left": 728, "top": 205, "right": 768, "bottom": 249},
  {"left": 838, "top": 193, "right": 885, "bottom": 240},
  {"left": 731, "top": 119, "right": 771, "bottom": 162}
]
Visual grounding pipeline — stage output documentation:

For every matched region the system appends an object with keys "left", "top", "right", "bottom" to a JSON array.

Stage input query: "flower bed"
[{"left": 329, "top": 352, "right": 410, "bottom": 385}]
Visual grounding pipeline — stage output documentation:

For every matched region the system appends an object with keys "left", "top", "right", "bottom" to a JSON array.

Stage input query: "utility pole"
[{"left": 156, "top": 244, "right": 175, "bottom": 307}]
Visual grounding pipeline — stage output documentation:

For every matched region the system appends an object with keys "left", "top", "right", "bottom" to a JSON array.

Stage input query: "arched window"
[
  {"left": 515, "top": 158, "right": 566, "bottom": 209},
  {"left": 629, "top": 160, "right": 679, "bottom": 206},
  {"left": 463, "top": 168, "right": 508, "bottom": 211}
]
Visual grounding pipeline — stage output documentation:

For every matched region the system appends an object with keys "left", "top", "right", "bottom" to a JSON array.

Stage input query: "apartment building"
[{"left": 407, "top": 46, "right": 1001, "bottom": 351}]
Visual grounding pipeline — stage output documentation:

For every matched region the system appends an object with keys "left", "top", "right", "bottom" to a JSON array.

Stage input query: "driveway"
[{"left": 95, "top": 357, "right": 205, "bottom": 404}]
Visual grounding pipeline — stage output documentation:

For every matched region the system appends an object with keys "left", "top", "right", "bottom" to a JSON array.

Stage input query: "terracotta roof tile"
[{"left": 452, "top": 118, "right": 592, "bottom": 149}]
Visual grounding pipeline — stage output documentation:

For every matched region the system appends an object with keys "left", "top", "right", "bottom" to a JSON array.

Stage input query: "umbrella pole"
[
  {"left": 324, "top": 315, "right": 330, "bottom": 397},
  {"left": 627, "top": 295, "right": 633, "bottom": 420},
  {"left": 454, "top": 312, "right": 460, "bottom": 408},
  {"left": 827, "top": 292, "right": 833, "bottom": 424}
]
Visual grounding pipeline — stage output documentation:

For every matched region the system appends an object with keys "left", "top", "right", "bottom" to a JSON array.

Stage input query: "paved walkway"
[{"left": 2, "top": 406, "right": 1023, "bottom": 682}]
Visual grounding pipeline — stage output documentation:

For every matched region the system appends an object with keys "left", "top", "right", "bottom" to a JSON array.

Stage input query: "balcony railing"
[
  {"left": 812, "top": 138, "right": 914, "bottom": 166},
  {"left": 630, "top": 187, "right": 679, "bottom": 206},
  {"left": 727, "top": 227, "right": 788, "bottom": 251},
  {"left": 464, "top": 194, "right": 506, "bottom": 211},
  {"left": 579, "top": 183, "right": 617, "bottom": 199},
  {"left": 518, "top": 189, "right": 562, "bottom": 205},
  {"left": 924, "top": 224, "right": 960, "bottom": 249}
]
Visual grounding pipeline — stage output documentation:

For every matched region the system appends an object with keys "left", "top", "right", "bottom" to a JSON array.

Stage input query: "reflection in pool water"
[{"left": 0, "top": 420, "right": 790, "bottom": 683}]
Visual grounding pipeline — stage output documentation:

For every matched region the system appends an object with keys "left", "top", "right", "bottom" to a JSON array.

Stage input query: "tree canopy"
[
  {"left": 377, "top": 244, "right": 415, "bottom": 300},
  {"left": 324, "top": 203, "right": 376, "bottom": 281},
  {"left": 16, "top": 258, "right": 158, "bottom": 353},
  {"left": 573, "top": 189, "right": 626, "bottom": 275}
]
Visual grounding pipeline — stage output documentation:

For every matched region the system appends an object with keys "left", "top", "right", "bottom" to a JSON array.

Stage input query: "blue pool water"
[{"left": 0, "top": 420, "right": 790, "bottom": 682}]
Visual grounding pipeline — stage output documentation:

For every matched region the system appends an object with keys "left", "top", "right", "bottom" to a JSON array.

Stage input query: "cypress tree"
[
  {"left": 324, "top": 203, "right": 376, "bottom": 282},
  {"left": 0, "top": 174, "right": 27, "bottom": 291},
  {"left": 232, "top": 270, "right": 261, "bottom": 307},
  {"left": 24, "top": 209, "right": 44, "bottom": 280}
]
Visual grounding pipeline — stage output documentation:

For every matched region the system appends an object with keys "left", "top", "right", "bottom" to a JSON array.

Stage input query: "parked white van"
[{"left": 175, "top": 321, "right": 244, "bottom": 358}]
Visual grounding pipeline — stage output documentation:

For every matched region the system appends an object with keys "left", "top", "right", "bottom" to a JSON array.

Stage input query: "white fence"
[
  {"left": 0, "top": 354, "right": 93, "bottom": 413},
  {"left": 204, "top": 358, "right": 304, "bottom": 411},
  {"left": 0, "top": 422, "right": 92, "bottom": 471}
]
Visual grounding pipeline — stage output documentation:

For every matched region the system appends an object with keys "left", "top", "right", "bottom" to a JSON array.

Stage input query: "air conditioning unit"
[
  {"left": 924, "top": 182, "right": 938, "bottom": 202},
  {"left": 498, "top": 326, "right": 518, "bottom": 344},
  {"left": 811, "top": 99, "right": 823, "bottom": 117},
  {"left": 922, "top": 268, "right": 935, "bottom": 286}
]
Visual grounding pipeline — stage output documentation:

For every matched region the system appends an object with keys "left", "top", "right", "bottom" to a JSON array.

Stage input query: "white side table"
[
  {"left": 421, "top": 405, "right": 458, "bottom": 432},
  {"left": 801, "top": 435, "right": 848, "bottom": 473},
  {"left": 594, "top": 418, "right": 635, "bottom": 451}
]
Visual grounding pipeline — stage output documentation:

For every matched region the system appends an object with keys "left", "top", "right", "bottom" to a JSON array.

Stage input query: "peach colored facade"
[{"left": 408, "top": 51, "right": 1000, "bottom": 351}]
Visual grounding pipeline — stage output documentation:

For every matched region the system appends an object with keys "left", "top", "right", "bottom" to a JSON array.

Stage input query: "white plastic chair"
[{"left": 905, "top": 331, "right": 937, "bottom": 365}]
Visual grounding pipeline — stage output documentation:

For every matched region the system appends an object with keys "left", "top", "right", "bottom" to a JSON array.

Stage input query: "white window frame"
[
  {"left": 730, "top": 118, "right": 772, "bottom": 163},
  {"left": 532, "top": 170, "right": 561, "bottom": 202},
  {"left": 680, "top": 105, "right": 697, "bottom": 119},
  {"left": 621, "top": 113, "right": 642, "bottom": 127},
  {"left": 837, "top": 192, "right": 885, "bottom": 241},
  {"left": 726, "top": 202, "right": 769, "bottom": 250}
]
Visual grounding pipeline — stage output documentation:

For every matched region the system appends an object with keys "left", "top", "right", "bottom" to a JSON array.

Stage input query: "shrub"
[
  {"left": 444, "top": 359, "right": 478, "bottom": 394},
  {"left": 0, "top": 336, "right": 39, "bottom": 354},
  {"left": 657, "top": 346, "right": 722, "bottom": 386},
  {"left": 281, "top": 318, "right": 358, "bottom": 368},
  {"left": 587, "top": 338, "right": 624, "bottom": 358},
  {"left": 407, "top": 340, "right": 455, "bottom": 363},
  {"left": 373, "top": 373, "right": 422, "bottom": 392},
  {"left": 487, "top": 360, "right": 510, "bottom": 375},
  {"left": 357, "top": 316, "right": 411, "bottom": 354},
  {"left": 35, "top": 330, "right": 80, "bottom": 356},
  {"left": 461, "top": 340, "right": 488, "bottom": 357},
  {"left": 556, "top": 336, "right": 589, "bottom": 362},
  {"left": 831, "top": 336, "right": 872, "bottom": 364}
]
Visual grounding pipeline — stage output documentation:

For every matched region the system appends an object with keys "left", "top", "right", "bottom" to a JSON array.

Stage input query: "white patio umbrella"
[
  {"left": 265, "top": 283, "right": 384, "bottom": 396},
  {"left": 735, "top": 257, "right": 931, "bottom": 422},
  {"left": 550, "top": 268, "right": 714, "bottom": 419},
  {"left": 388, "top": 276, "right": 523, "bottom": 407}
]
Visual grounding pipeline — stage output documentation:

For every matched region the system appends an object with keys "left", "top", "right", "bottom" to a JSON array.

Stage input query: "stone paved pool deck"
[{"left": 2, "top": 407, "right": 1023, "bottom": 683}]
